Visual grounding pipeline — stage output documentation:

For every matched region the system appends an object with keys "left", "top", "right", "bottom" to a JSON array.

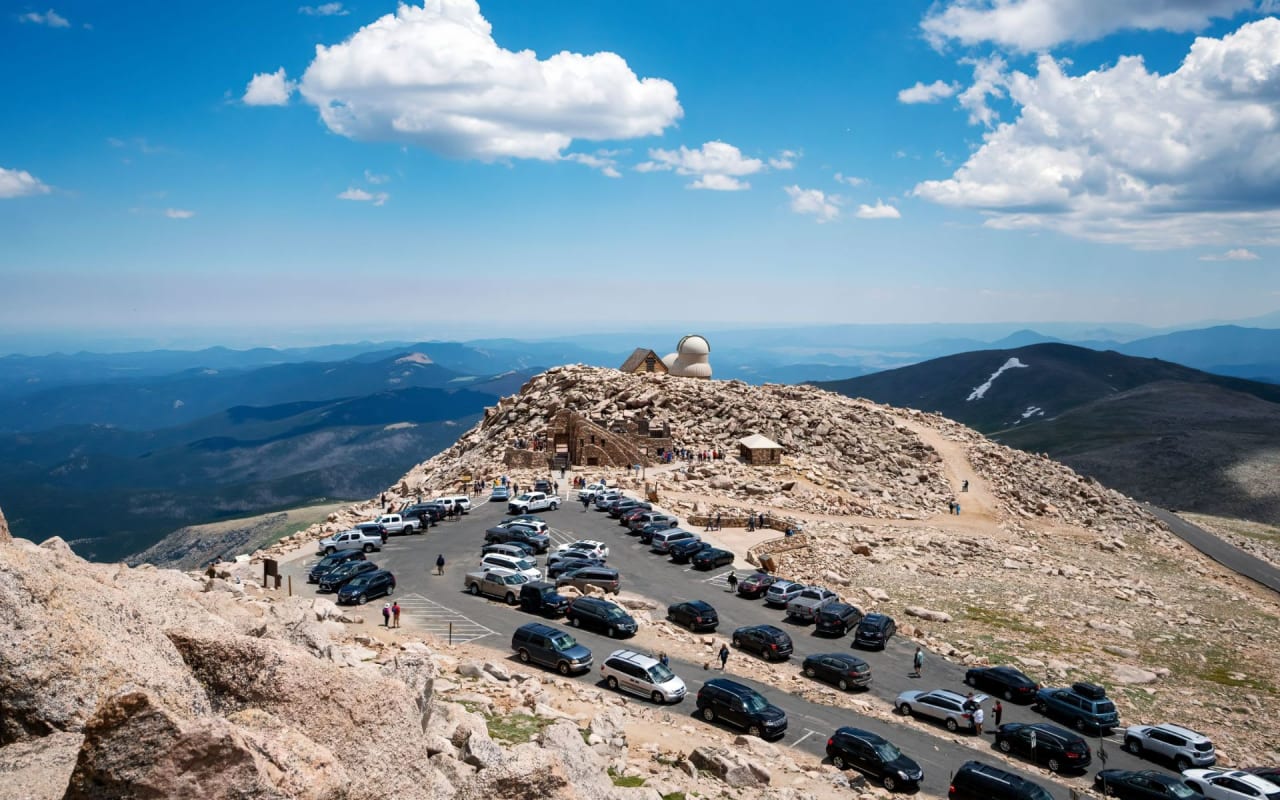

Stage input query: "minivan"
[
  {"left": 601, "top": 650, "right": 686, "bottom": 704},
  {"left": 948, "top": 760, "right": 1053, "bottom": 800},
  {"left": 511, "top": 622, "right": 593, "bottom": 675},
  {"left": 650, "top": 529, "right": 698, "bottom": 554},
  {"left": 479, "top": 553, "right": 541, "bottom": 580},
  {"left": 555, "top": 566, "right": 621, "bottom": 594}
]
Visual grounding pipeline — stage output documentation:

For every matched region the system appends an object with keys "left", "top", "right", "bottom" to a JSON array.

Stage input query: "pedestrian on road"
[
  {"left": 912, "top": 647, "right": 924, "bottom": 677},
  {"left": 973, "top": 705, "right": 985, "bottom": 735},
  {"left": 718, "top": 643, "right": 730, "bottom": 670},
  {"left": 714, "top": 512, "right": 721, "bottom": 531},
  {"left": 382, "top": 603, "right": 391, "bottom": 627},
  {"left": 392, "top": 602, "right": 401, "bottom": 628},
  {"left": 581, "top": 495, "right": 590, "bottom": 512},
  {"left": 659, "top": 652, "right": 670, "bottom": 668},
  {"left": 955, "top": 502, "right": 961, "bottom": 515},
  {"left": 435, "top": 554, "right": 445, "bottom": 576},
  {"left": 726, "top": 572, "right": 738, "bottom": 593},
  {"left": 962, "top": 479, "right": 969, "bottom": 492},
  {"left": 993, "top": 700, "right": 1003, "bottom": 727}
]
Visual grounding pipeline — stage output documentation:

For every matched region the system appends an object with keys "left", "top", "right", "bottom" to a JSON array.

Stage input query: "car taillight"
[
  {"left": 827, "top": 738, "right": 834, "bottom": 747},
  {"left": 695, "top": 616, "right": 702, "bottom": 623},
  {"left": 1067, "top": 751, "right": 1081, "bottom": 759},
  {"left": 770, "top": 643, "right": 778, "bottom": 650}
]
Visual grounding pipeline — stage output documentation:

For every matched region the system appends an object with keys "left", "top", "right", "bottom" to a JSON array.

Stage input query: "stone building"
[
  {"left": 738, "top": 433, "right": 783, "bottom": 466},
  {"left": 619, "top": 348, "right": 668, "bottom": 375},
  {"left": 662, "top": 334, "right": 712, "bottom": 378}
]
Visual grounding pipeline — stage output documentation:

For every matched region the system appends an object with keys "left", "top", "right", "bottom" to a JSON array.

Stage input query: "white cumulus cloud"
[
  {"left": 834, "top": 172, "right": 866, "bottom": 187},
  {"left": 768, "top": 150, "right": 799, "bottom": 170},
  {"left": 856, "top": 200, "right": 902, "bottom": 219},
  {"left": 914, "top": 18, "right": 1280, "bottom": 248},
  {"left": 0, "top": 167, "right": 52, "bottom": 198},
  {"left": 637, "top": 141, "right": 766, "bottom": 191},
  {"left": 164, "top": 208, "right": 195, "bottom": 219},
  {"left": 338, "top": 187, "right": 389, "bottom": 206},
  {"left": 243, "top": 68, "right": 297, "bottom": 106},
  {"left": 299, "top": 2, "right": 349, "bottom": 15},
  {"left": 19, "top": 9, "right": 69, "bottom": 27},
  {"left": 784, "top": 185, "right": 841, "bottom": 222},
  {"left": 898, "top": 79, "right": 958, "bottom": 104},
  {"left": 296, "top": 1, "right": 681, "bottom": 162},
  {"left": 922, "top": 0, "right": 1253, "bottom": 52},
  {"left": 563, "top": 151, "right": 622, "bottom": 178},
  {"left": 1200, "top": 248, "right": 1261, "bottom": 261}
]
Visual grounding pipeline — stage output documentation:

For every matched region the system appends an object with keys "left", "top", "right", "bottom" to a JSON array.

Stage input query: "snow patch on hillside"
[
  {"left": 967, "top": 358, "right": 1028, "bottom": 401},
  {"left": 395, "top": 352, "right": 433, "bottom": 365},
  {"left": 1021, "top": 405, "right": 1043, "bottom": 419}
]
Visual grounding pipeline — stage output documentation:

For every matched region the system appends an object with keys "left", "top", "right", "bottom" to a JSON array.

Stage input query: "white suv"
[
  {"left": 1125, "top": 723, "right": 1216, "bottom": 770},
  {"left": 600, "top": 649, "right": 686, "bottom": 704},
  {"left": 317, "top": 529, "right": 382, "bottom": 555},
  {"left": 557, "top": 540, "right": 610, "bottom": 560},
  {"left": 480, "top": 553, "right": 541, "bottom": 580}
]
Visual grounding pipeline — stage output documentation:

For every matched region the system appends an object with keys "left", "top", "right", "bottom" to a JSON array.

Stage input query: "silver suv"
[
  {"left": 1124, "top": 723, "right": 1216, "bottom": 770},
  {"left": 600, "top": 649, "right": 686, "bottom": 704}
]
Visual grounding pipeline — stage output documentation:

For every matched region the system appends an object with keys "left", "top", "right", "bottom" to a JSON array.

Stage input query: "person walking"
[
  {"left": 973, "top": 704, "right": 985, "bottom": 735},
  {"left": 726, "top": 572, "right": 738, "bottom": 593},
  {"left": 962, "top": 479, "right": 969, "bottom": 492},
  {"left": 993, "top": 700, "right": 1003, "bottom": 727},
  {"left": 382, "top": 603, "right": 391, "bottom": 627},
  {"left": 659, "top": 652, "right": 670, "bottom": 668},
  {"left": 912, "top": 647, "right": 924, "bottom": 677},
  {"left": 392, "top": 602, "right": 401, "bottom": 628},
  {"left": 435, "top": 554, "right": 445, "bottom": 576},
  {"left": 718, "top": 643, "right": 730, "bottom": 670},
  {"left": 581, "top": 494, "right": 591, "bottom": 512},
  {"left": 714, "top": 512, "right": 721, "bottom": 531}
]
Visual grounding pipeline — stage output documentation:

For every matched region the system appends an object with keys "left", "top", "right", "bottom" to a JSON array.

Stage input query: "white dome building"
[{"left": 663, "top": 334, "right": 712, "bottom": 379}]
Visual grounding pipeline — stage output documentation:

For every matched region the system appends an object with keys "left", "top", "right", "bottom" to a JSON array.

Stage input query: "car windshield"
[
  {"left": 872, "top": 741, "right": 902, "bottom": 761},
  {"left": 742, "top": 692, "right": 768, "bottom": 713},
  {"left": 515, "top": 559, "right": 534, "bottom": 570},
  {"left": 549, "top": 633, "right": 577, "bottom": 650},
  {"left": 1025, "top": 788, "right": 1053, "bottom": 800},
  {"left": 604, "top": 607, "right": 628, "bottom": 619},
  {"left": 648, "top": 663, "right": 675, "bottom": 683}
]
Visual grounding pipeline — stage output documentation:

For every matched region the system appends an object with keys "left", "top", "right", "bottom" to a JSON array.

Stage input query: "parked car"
[
  {"left": 556, "top": 539, "right": 609, "bottom": 560},
  {"left": 763, "top": 579, "right": 804, "bottom": 607},
  {"left": 400, "top": 502, "right": 446, "bottom": 523},
  {"left": 1250, "top": 769, "right": 1280, "bottom": 785},
  {"left": 600, "top": 649, "right": 686, "bottom": 704},
  {"left": 993, "top": 722, "right": 1093, "bottom": 773},
  {"left": 786, "top": 586, "right": 840, "bottom": 622},
  {"left": 1125, "top": 724, "right": 1217, "bottom": 770},
  {"left": 432, "top": 495, "right": 472, "bottom": 515},
  {"left": 317, "top": 559, "right": 378, "bottom": 593},
  {"left": 814, "top": 603, "right": 863, "bottom": 636},
  {"left": 317, "top": 528, "right": 382, "bottom": 555},
  {"left": 948, "top": 760, "right": 1054, "bottom": 800},
  {"left": 546, "top": 553, "right": 604, "bottom": 579},
  {"left": 852, "top": 613, "right": 896, "bottom": 650},
  {"left": 650, "top": 529, "right": 699, "bottom": 554},
  {"left": 736, "top": 572, "right": 779, "bottom": 599},
  {"left": 1093, "top": 769, "right": 1206, "bottom": 799},
  {"left": 566, "top": 596, "right": 637, "bottom": 638},
  {"left": 826, "top": 726, "right": 922, "bottom": 792},
  {"left": 627, "top": 511, "right": 677, "bottom": 531},
  {"left": 691, "top": 547, "right": 735, "bottom": 570},
  {"left": 508, "top": 491, "right": 560, "bottom": 515},
  {"left": 731, "top": 624, "right": 794, "bottom": 661},
  {"left": 610, "top": 499, "right": 650, "bottom": 519},
  {"left": 1182, "top": 770, "right": 1280, "bottom": 800},
  {"left": 666, "top": 600, "right": 719, "bottom": 632},
  {"left": 964, "top": 665, "right": 1039, "bottom": 702},
  {"left": 802, "top": 653, "right": 871, "bottom": 691},
  {"left": 353, "top": 521, "right": 389, "bottom": 541},
  {"left": 519, "top": 581, "right": 569, "bottom": 617},
  {"left": 372, "top": 513, "right": 419, "bottom": 535},
  {"left": 482, "top": 542, "right": 536, "bottom": 559},
  {"left": 490, "top": 486, "right": 511, "bottom": 502},
  {"left": 479, "top": 553, "right": 541, "bottom": 581},
  {"left": 668, "top": 539, "right": 713, "bottom": 564},
  {"left": 695, "top": 678, "right": 788, "bottom": 739},
  {"left": 511, "top": 622, "right": 592, "bottom": 675},
  {"left": 483, "top": 524, "right": 550, "bottom": 553},
  {"left": 555, "top": 566, "right": 620, "bottom": 594},
  {"left": 594, "top": 491, "right": 624, "bottom": 510},
  {"left": 336, "top": 569, "right": 396, "bottom": 605},
  {"left": 533, "top": 478, "right": 552, "bottom": 493},
  {"left": 895, "top": 689, "right": 987, "bottom": 733},
  {"left": 1033, "top": 681, "right": 1119, "bottom": 734},
  {"left": 577, "top": 482, "right": 608, "bottom": 500},
  {"left": 464, "top": 568, "right": 530, "bottom": 604},
  {"left": 502, "top": 515, "right": 548, "bottom": 531},
  {"left": 307, "top": 549, "right": 366, "bottom": 583}
]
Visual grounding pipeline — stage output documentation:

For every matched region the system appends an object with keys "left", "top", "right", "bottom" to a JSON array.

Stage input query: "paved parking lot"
[{"left": 280, "top": 492, "right": 1173, "bottom": 799}]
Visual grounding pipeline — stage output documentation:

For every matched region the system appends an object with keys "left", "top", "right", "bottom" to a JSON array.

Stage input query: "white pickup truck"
[
  {"left": 577, "top": 482, "right": 609, "bottom": 501},
  {"left": 507, "top": 491, "right": 560, "bottom": 515},
  {"left": 317, "top": 529, "right": 383, "bottom": 555},
  {"left": 374, "top": 513, "right": 419, "bottom": 535}
]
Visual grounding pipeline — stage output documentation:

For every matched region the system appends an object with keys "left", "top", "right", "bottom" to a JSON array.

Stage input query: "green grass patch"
[
  {"left": 1161, "top": 645, "right": 1276, "bottom": 694},
  {"left": 609, "top": 768, "right": 645, "bottom": 788},
  {"left": 661, "top": 793, "right": 686, "bottom": 800},
  {"left": 480, "top": 710, "right": 553, "bottom": 744},
  {"left": 964, "top": 605, "right": 1038, "bottom": 634}
]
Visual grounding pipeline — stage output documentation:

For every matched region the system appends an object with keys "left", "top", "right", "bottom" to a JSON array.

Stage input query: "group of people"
[
  {"left": 746, "top": 511, "right": 769, "bottom": 531},
  {"left": 910, "top": 647, "right": 1002, "bottom": 733},
  {"left": 381, "top": 602, "right": 402, "bottom": 628},
  {"left": 704, "top": 511, "right": 723, "bottom": 531}
]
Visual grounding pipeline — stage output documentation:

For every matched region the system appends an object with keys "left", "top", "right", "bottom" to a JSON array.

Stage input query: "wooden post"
[{"left": 288, "top": 575, "right": 292, "bottom": 597}]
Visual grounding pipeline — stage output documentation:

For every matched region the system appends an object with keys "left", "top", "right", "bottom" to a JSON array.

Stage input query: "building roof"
[
  {"left": 619, "top": 348, "right": 663, "bottom": 373},
  {"left": 738, "top": 434, "right": 783, "bottom": 450}
]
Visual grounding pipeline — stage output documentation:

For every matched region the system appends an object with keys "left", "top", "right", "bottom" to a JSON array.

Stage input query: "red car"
[{"left": 735, "top": 572, "right": 779, "bottom": 599}]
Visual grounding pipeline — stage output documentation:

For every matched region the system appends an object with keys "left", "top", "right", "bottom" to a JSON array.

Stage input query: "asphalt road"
[
  {"left": 1144, "top": 504, "right": 1280, "bottom": 596},
  {"left": 283, "top": 495, "right": 1184, "bottom": 799}
]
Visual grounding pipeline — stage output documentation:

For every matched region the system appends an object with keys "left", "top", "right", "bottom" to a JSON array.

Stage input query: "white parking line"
[
  {"left": 546, "top": 528, "right": 578, "bottom": 547},
  {"left": 791, "top": 729, "right": 823, "bottom": 748},
  {"left": 704, "top": 569, "right": 737, "bottom": 586},
  {"left": 394, "top": 593, "right": 495, "bottom": 644}
]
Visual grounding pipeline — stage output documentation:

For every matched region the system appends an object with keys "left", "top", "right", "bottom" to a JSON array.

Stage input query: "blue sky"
[{"left": 2, "top": 0, "right": 1279, "bottom": 349}]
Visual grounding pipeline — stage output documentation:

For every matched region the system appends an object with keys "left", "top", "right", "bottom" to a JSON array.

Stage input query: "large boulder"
[
  {"left": 0, "top": 731, "right": 81, "bottom": 800},
  {"left": 0, "top": 505, "right": 10, "bottom": 544}
]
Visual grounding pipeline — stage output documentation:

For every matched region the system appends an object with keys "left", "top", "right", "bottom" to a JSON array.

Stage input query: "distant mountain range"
[{"left": 816, "top": 343, "right": 1280, "bottom": 525}]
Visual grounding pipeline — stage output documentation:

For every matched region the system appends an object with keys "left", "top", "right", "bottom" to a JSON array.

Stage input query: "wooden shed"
[
  {"left": 738, "top": 433, "right": 783, "bottom": 466},
  {"left": 619, "top": 348, "right": 668, "bottom": 375}
]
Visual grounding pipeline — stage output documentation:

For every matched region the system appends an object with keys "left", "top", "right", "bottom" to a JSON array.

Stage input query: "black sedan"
[
  {"left": 667, "top": 600, "right": 719, "bottom": 632},
  {"left": 1093, "top": 769, "right": 1205, "bottom": 799},
  {"left": 546, "top": 553, "right": 602, "bottom": 579},
  {"left": 965, "top": 665, "right": 1039, "bottom": 702},
  {"left": 826, "top": 726, "right": 922, "bottom": 792},
  {"left": 691, "top": 547, "right": 734, "bottom": 570},
  {"left": 993, "top": 722, "right": 1092, "bottom": 773},
  {"left": 802, "top": 653, "right": 871, "bottom": 691},
  {"left": 735, "top": 572, "right": 778, "bottom": 599},
  {"left": 668, "top": 539, "right": 713, "bottom": 564}
]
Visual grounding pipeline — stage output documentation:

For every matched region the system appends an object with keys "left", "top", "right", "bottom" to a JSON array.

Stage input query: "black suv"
[
  {"left": 852, "top": 612, "right": 896, "bottom": 650},
  {"left": 965, "top": 665, "right": 1039, "bottom": 702},
  {"left": 308, "top": 549, "right": 366, "bottom": 583},
  {"left": 401, "top": 502, "right": 446, "bottom": 525},
  {"left": 667, "top": 538, "right": 712, "bottom": 563},
  {"left": 948, "top": 760, "right": 1054, "bottom": 800},
  {"left": 802, "top": 653, "right": 871, "bottom": 691},
  {"left": 695, "top": 678, "right": 788, "bottom": 739},
  {"left": 1093, "top": 769, "right": 1208, "bottom": 799},
  {"left": 994, "top": 722, "right": 1092, "bottom": 773},
  {"left": 336, "top": 569, "right": 396, "bottom": 605},
  {"left": 519, "top": 581, "right": 569, "bottom": 617},
  {"left": 814, "top": 603, "right": 864, "bottom": 636},
  {"left": 565, "top": 597, "right": 637, "bottom": 638},
  {"left": 667, "top": 600, "right": 719, "bottom": 632},
  {"left": 731, "top": 624, "right": 794, "bottom": 661},
  {"left": 826, "top": 726, "right": 922, "bottom": 792},
  {"left": 317, "top": 559, "right": 378, "bottom": 593},
  {"left": 484, "top": 524, "right": 550, "bottom": 553}
]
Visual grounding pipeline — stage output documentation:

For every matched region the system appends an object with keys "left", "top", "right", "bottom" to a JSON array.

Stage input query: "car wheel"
[
  {"left": 363, "top": 544, "right": 374, "bottom": 553},
  {"left": 505, "top": 592, "right": 516, "bottom": 605},
  {"left": 897, "top": 703, "right": 912, "bottom": 716},
  {"left": 1073, "top": 717, "right": 1086, "bottom": 732},
  {"left": 945, "top": 718, "right": 959, "bottom": 732},
  {"left": 965, "top": 674, "right": 976, "bottom": 686},
  {"left": 469, "top": 583, "right": 480, "bottom": 595},
  {"left": 701, "top": 707, "right": 716, "bottom": 722},
  {"left": 1004, "top": 689, "right": 1015, "bottom": 701},
  {"left": 518, "top": 649, "right": 530, "bottom": 664},
  {"left": 803, "top": 666, "right": 816, "bottom": 678},
  {"left": 325, "top": 547, "right": 335, "bottom": 555},
  {"left": 608, "top": 627, "right": 618, "bottom": 638},
  {"left": 998, "top": 739, "right": 1012, "bottom": 753},
  {"left": 1123, "top": 738, "right": 1142, "bottom": 755},
  {"left": 1047, "top": 758, "right": 1062, "bottom": 773},
  {"left": 606, "top": 677, "right": 619, "bottom": 691},
  {"left": 651, "top": 691, "right": 664, "bottom": 704},
  {"left": 357, "top": 593, "right": 367, "bottom": 605},
  {"left": 1032, "top": 701, "right": 1044, "bottom": 713},
  {"left": 747, "top": 724, "right": 762, "bottom": 738},
  {"left": 1175, "top": 757, "right": 1190, "bottom": 772},
  {"left": 882, "top": 775, "right": 897, "bottom": 792},
  {"left": 832, "top": 755, "right": 846, "bottom": 770},
  {"left": 838, "top": 679, "right": 850, "bottom": 691},
  {"left": 732, "top": 637, "right": 741, "bottom": 649},
  {"left": 558, "top": 661, "right": 571, "bottom": 676},
  {"left": 569, "top": 616, "right": 580, "bottom": 627},
  {"left": 1104, "top": 787, "right": 1119, "bottom": 797}
]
